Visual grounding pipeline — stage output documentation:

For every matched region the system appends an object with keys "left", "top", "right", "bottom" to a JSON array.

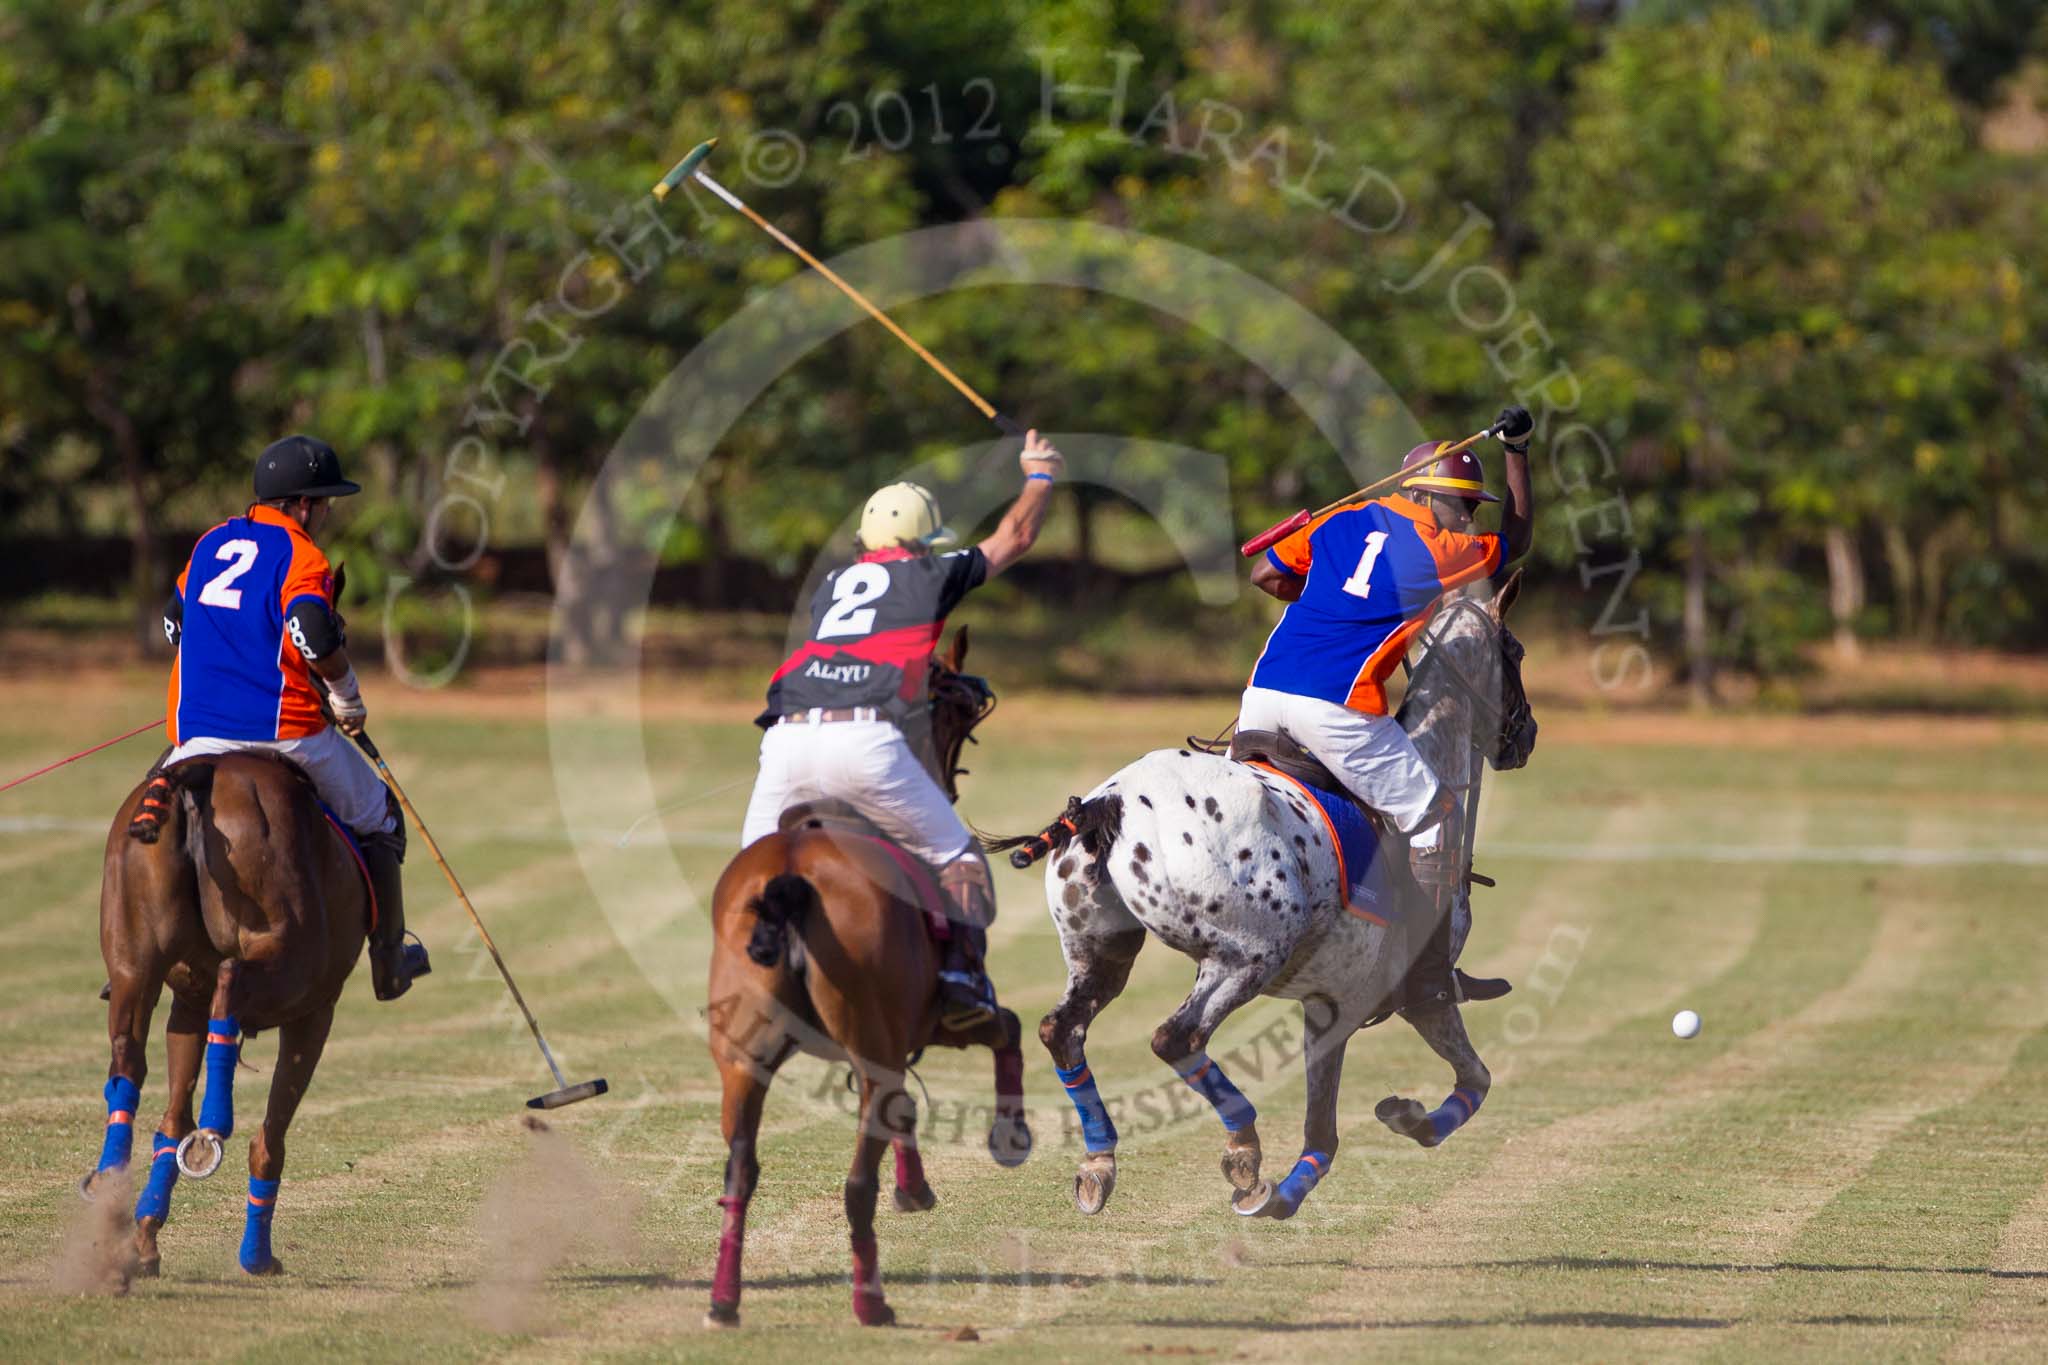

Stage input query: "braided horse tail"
[{"left": 985, "top": 794, "right": 1125, "bottom": 871}]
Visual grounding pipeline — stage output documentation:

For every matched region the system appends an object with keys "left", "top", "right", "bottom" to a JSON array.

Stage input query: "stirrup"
[
  {"left": 938, "top": 970, "right": 995, "bottom": 1028},
  {"left": 1455, "top": 969, "right": 1511, "bottom": 1003},
  {"left": 371, "top": 934, "right": 432, "bottom": 1002}
]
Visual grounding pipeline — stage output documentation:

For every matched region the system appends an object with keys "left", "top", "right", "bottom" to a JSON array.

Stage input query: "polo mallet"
[
  {"left": 653, "top": 138, "right": 1025, "bottom": 436},
  {"left": 347, "top": 728, "right": 607, "bottom": 1111},
  {"left": 1239, "top": 419, "right": 1510, "bottom": 559}
]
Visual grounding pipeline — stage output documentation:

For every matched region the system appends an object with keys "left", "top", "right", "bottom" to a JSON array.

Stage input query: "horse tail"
[
  {"left": 746, "top": 872, "right": 818, "bottom": 968},
  {"left": 986, "top": 794, "right": 1125, "bottom": 870}
]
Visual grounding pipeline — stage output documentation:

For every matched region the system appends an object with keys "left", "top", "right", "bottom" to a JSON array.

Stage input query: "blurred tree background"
[{"left": 1, "top": 0, "right": 2042, "bottom": 694}]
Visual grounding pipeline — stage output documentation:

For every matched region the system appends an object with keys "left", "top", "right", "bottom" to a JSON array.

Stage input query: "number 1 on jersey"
[{"left": 1339, "top": 531, "right": 1388, "bottom": 600}]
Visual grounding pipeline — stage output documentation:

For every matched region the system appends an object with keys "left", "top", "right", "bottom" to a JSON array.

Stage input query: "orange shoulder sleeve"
[{"left": 280, "top": 538, "right": 333, "bottom": 609}]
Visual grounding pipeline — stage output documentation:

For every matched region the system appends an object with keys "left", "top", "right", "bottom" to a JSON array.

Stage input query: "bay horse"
[
  {"left": 703, "top": 628, "right": 1032, "bottom": 1329},
  {"left": 992, "top": 575, "right": 1535, "bottom": 1222},
  {"left": 86, "top": 750, "right": 375, "bottom": 1280}
]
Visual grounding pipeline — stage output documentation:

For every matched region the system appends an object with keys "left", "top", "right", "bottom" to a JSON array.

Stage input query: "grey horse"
[{"left": 991, "top": 577, "right": 1531, "bottom": 1219}]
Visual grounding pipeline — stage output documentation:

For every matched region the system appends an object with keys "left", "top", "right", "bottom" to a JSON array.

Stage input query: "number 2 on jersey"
[
  {"left": 817, "top": 562, "right": 891, "bottom": 638},
  {"left": 196, "top": 539, "right": 260, "bottom": 610},
  {"left": 1339, "top": 530, "right": 1388, "bottom": 600}
]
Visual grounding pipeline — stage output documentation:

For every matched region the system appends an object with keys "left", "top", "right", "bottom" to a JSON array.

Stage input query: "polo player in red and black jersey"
[{"left": 741, "top": 431, "right": 1064, "bottom": 1028}]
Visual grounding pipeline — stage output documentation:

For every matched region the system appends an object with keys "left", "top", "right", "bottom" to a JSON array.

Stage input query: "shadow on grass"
[
  {"left": 1463, "top": 1254, "right": 2045, "bottom": 1280},
  {"left": 546, "top": 1268, "right": 1223, "bottom": 1292},
  {"left": 1132, "top": 1310, "right": 1933, "bottom": 1332}
]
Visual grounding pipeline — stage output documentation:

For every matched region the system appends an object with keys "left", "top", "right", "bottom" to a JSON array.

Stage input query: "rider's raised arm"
[
  {"left": 977, "top": 429, "right": 1063, "bottom": 578},
  {"left": 1494, "top": 404, "right": 1535, "bottom": 566},
  {"left": 1251, "top": 509, "right": 1317, "bottom": 602}
]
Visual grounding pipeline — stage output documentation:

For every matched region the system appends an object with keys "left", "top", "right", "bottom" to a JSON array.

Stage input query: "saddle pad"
[
  {"left": 841, "top": 831, "right": 950, "bottom": 926},
  {"left": 316, "top": 800, "right": 379, "bottom": 934},
  {"left": 1247, "top": 763, "right": 1396, "bottom": 925}
]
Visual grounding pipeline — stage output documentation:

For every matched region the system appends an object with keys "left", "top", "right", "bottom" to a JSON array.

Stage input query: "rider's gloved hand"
[
  {"left": 1494, "top": 405, "right": 1534, "bottom": 452},
  {"left": 327, "top": 669, "right": 368, "bottom": 737},
  {"left": 1020, "top": 429, "right": 1064, "bottom": 481}
]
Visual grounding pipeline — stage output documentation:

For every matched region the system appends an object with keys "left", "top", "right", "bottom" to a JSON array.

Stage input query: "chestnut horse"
[
  {"left": 86, "top": 751, "right": 373, "bottom": 1279},
  {"left": 703, "top": 629, "right": 1031, "bottom": 1329}
]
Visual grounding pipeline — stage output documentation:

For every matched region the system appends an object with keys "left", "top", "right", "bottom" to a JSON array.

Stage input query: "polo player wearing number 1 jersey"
[
  {"left": 741, "top": 430, "right": 1065, "bottom": 1029},
  {"left": 130, "top": 435, "right": 428, "bottom": 1002},
  {"left": 1247, "top": 404, "right": 1536, "bottom": 1014}
]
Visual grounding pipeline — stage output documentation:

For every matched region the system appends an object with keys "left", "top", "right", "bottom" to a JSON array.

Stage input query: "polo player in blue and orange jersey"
[
  {"left": 1247, "top": 405, "right": 1536, "bottom": 1013},
  {"left": 132, "top": 435, "right": 428, "bottom": 1001}
]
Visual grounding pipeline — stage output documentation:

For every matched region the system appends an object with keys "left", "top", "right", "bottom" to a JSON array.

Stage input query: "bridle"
[
  {"left": 926, "top": 662, "right": 998, "bottom": 803},
  {"left": 1405, "top": 592, "right": 1537, "bottom": 779}
]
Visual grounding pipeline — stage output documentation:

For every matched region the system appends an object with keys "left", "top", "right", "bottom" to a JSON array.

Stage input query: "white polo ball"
[{"left": 1671, "top": 1009, "right": 1701, "bottom": 1039}]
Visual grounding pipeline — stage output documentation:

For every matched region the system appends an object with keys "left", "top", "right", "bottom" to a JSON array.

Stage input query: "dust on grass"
[
  {"left": 51, "top": 1169, "right": 136, "bottom": 1296},
  {"left": 463, "top": 1114, "right": 645, "bottom": 1335}
]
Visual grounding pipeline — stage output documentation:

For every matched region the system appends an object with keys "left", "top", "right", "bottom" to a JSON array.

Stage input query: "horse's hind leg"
[
  {"left": 177, "top": 959, "right": 245, "bottom": 1179},
  {"left": 1148, "top": 956, "right": 1276, "bottom": 1206},
  {"left": 133, "top": 993, "right": 203, "bottom": 1276},
  {"left": 1041, "top": 901, "right": 1144, "bottom": 1217},
  {"left": 87, "top": 969, "right": 162, "bottom": 1198},
  {"left": 1239, "top": 993, "right": 1373, "bottom": 1220},
  {"left": 238, "top": 1002, "right": 333, "bottom": 1276},
  {"left": 846, "top": 1071, "right": 897, "bottom": 1327},
  {"left": 704, "top": 1037, "right": 788, "bottom": 1328},
  {"left": 1378, "top": 1002, "right": 1491, "bottom": 1148}
]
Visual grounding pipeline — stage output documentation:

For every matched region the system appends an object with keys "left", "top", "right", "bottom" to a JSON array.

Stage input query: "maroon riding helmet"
[{"left": 1398, "top": 440, "right": 1499, "bottom": 503}]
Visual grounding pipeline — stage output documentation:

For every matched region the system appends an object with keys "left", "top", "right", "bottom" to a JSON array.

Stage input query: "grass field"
[{"left": 3, "top": 668, "right": 2047, "bottom": 1362}]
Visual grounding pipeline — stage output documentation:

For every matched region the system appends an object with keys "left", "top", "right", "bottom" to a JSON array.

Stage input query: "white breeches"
[
  {"left": 1238, "top": 686, "right": 1445, "bottom": 845},
  {"left": 740, "top": 718, "right": 975, "bottom": 866},
  {"left": 165, "top": 727, "right": 396, "bottom": 837}
]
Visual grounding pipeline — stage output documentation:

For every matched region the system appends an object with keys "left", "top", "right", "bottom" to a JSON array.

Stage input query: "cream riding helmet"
[{"left": 857, "top": 481, "right": 956, "bottom": 551}]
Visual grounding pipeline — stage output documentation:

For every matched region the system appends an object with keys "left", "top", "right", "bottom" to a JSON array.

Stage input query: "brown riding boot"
[
  {"left": 935, "top": 859, "right": 998, "bottom": 1030},
  {"left": 360, "top": 831, "right": 430, "bottom": 1002}
]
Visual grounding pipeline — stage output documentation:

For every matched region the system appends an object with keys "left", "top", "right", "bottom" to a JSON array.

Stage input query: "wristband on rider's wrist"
[{"left": 1026, "top": 471, "right": 1055, "bottom": 483}]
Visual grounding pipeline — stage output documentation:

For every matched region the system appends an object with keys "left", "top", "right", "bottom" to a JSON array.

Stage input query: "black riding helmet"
[{"left": 253, "top": 434, "right": 362, "bottom": 500}]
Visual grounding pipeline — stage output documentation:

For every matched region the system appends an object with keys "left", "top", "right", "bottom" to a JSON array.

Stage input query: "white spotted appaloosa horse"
[{"left": 991, "top": 576, "right": 1535, "bottom": 1221}]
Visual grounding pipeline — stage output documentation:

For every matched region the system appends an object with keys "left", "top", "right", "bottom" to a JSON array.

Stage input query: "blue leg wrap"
[
  {"left": 135, "top": 1132, "right": 181, "bottom": 1222},
  {"left": 1054, "top": 1060, "right": 1117, "bottom": 1154},
  {"left": 240, "top": 1177, "right": 280, "bottom": 1273},
  {"left": 1270, "top": 1150, "right": 1332, "bottom": 1220},
  {"left": 1171, "top": 1052, "right": 1257, "bottom": 1133},
  {"left": 97, "top": 1075, "right": 140, "bottom": 1173},
  {"left": 1426, "top": 1088, "right": 1483, "bottom": 1144},
  {"left": 199, "top": 1017, "right": 239, "bottom": 1137}
]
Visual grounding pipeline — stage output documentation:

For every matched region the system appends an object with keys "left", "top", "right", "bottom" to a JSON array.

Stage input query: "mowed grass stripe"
[
  {"left": 1254, "top": 811, "right": 1899, "bottom": 1352},
  {"left": 1946, "top": 1082, "right": 2048, "bottom": 1363},
  {"left": 1318, "top": 827, "right": 2009, "bottom": 1357}
]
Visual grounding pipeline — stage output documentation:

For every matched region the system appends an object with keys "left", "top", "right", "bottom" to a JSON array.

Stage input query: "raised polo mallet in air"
[
  {"left": 1238, "top": 419, "right": 1511, "bottom": 559},
  {"left": 653, "top": 138, "right": 1026, "bottom": 436},
  {"left": 348, "top": 728, "right": 607, "bottom": 1111}
]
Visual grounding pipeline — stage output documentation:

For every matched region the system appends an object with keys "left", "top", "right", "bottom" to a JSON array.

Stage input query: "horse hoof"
[
  {"left": 1220, "top": 1143, "right": 1262, "bottom": 1193},
  {"left": 1232, "top": 1181, "right": 1275, "bottom": 1217},
  {"left": 77, "top": 1172, "right": 101, "bottom": 1202},
  {"left": 1376, "top": 1096, "right": 1440, "bottom": 1148},
  {"left": 704, "top": 1302, "right": 740, "bottom": 1329},
  {"left": 893, "top": 1184, "right": 938, "bottom": 1213},
  {"left": 134, "top": 1258, "right": 160, "bottom": 1280},
  {"left": 853, "top": 1295, "right": 895, "bottom": 1327},
  {"left": 987, "top": 1113, "right": 1033, "bottom": 1169},
  {"left": 241, "top": 1255, "right": 284, "bottom": 1277},
  {"left": 176, "top": 1130, "right": 225, "bottom": 1179},
  {"left": 1073, "top": 1156, "right": 1117, "bottom": 1216}
]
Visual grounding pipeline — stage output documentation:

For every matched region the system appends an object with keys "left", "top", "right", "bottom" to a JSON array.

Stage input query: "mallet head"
[
  {"left": 652, "top": 139, "right": 717, "bottom": 200},
  {"left": 527, "top": 1078, "right": 609, "bottom": 1110}
]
